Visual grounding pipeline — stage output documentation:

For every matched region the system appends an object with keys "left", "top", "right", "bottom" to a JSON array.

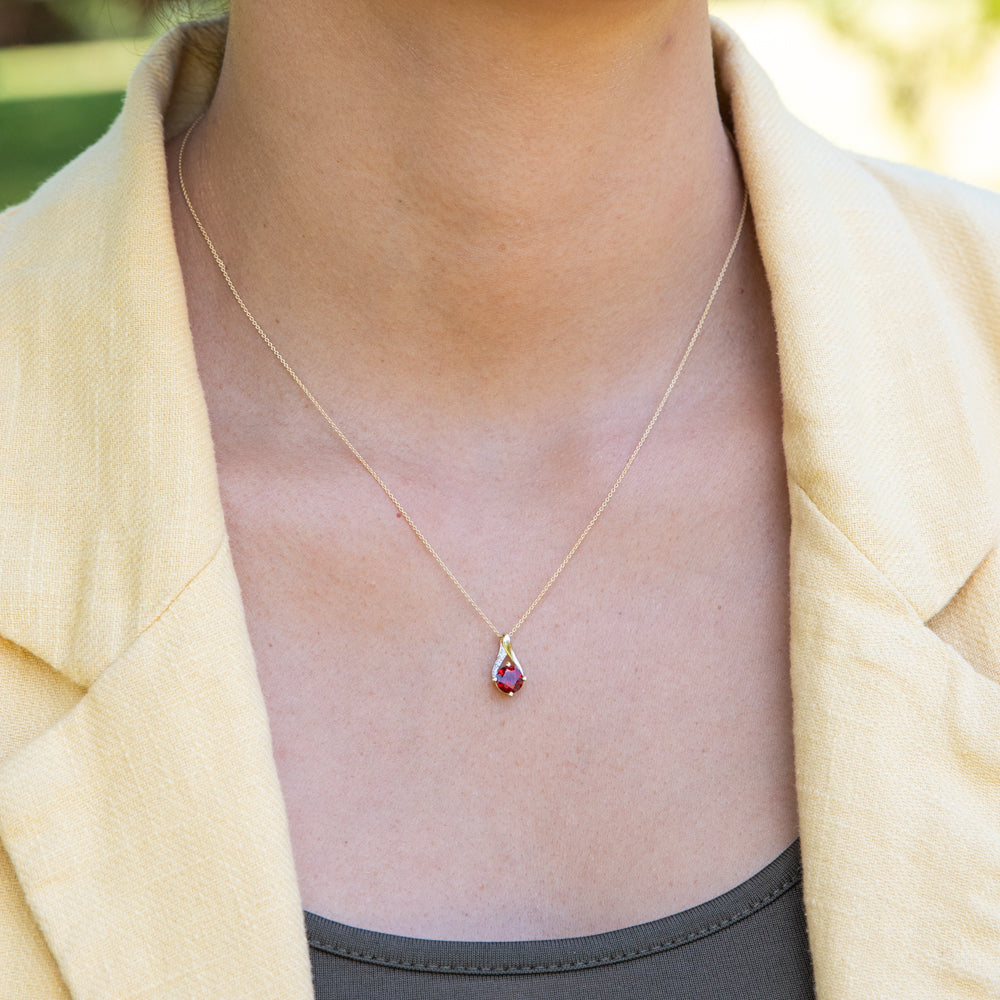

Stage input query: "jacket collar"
[
  {"left": 1, "top": 18, "right": 997, "bottom": 998},
  {"left": 0, "top": 19, "right": 230, "bottom": 689},
  {"left": 714, "top": 23, "right": 998, "bottom": 615},
  {"left": 0, "top": 19, "right": 314, "bottom": 998},
  {"left": 715, "top": 28, "right": 1000, "bottom": 993},
  {"left": 715, "top": 24, "right": 1000, "bottom": 997}
]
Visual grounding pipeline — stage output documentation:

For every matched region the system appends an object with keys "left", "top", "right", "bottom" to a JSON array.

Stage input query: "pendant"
[{"left": 491, "top": 634, "right": 525, "bottom": 696}]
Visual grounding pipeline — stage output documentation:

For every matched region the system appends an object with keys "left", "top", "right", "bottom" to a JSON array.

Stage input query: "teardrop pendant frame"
[{"left": 491, "top": 634, "right": 525, "bottom": 696}]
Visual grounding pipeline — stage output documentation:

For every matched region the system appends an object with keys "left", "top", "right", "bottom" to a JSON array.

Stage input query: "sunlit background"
[{"left": 1, "top": 0, "right": 999, "bottom": 209}]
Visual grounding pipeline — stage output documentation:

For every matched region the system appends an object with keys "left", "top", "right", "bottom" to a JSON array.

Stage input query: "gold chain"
[{"left": 178, "top": 117, "right": 748, "bottom": 640}]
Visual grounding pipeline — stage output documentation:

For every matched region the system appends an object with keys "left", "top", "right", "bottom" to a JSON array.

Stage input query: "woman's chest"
[
  {"left": 215, "top": 408, "right": 797, "bottom": 940},
  {"left": 185, "top": 210, "right": 796, "bottom": 937}
]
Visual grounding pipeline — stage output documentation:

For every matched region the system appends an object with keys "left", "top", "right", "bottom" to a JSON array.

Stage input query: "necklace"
[{"left": 178, "top": 117, "right": 748, "bottom": 697}]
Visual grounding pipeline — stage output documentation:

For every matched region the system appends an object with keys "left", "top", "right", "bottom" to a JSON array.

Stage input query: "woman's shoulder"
[
  {"left": 714, "top": 15, "right": 1000, "bottom": 302},
  {"left": 853, "top": 152, "right": 1000, "bottom": 261}
]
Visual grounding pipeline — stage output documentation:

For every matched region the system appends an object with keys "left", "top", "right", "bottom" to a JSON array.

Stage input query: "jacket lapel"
[
  {"left": 0, "top": 21, "right": 314, "bottom": 1000},
  {"left": 0, "top": 545, "right": 315, "bottom": 999},
  {"left": 715, "top": 21, "right": 1000, "bottom": 997}
]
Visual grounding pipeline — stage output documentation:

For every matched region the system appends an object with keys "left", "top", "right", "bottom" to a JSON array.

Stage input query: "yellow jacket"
[{"left": 2, "top": 18, "right": 999, "bottom": 999}]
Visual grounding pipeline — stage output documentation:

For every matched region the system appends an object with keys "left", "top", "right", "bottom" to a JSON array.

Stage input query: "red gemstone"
[{"left": 494, "top": 658, "right": 524, "bottom": 695}]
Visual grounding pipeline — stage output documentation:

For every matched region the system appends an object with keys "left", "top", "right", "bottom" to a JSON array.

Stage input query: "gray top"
[{"left": 306, "top": 840, "right": 814, "bottom": 999}]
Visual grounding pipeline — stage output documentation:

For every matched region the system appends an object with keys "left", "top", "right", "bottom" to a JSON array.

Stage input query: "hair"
[{"left": 154, "top": 0, "right": 229, "bottom": 32}]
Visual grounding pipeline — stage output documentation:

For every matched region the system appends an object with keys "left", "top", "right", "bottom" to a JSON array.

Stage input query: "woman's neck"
[{"left": 182, "top": 0, "right": 744, "bottom": 426}]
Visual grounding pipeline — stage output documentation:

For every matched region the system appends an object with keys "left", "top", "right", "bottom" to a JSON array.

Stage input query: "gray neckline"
[{"left": 304, "top": 840, "right": 802, "bottom": 975}]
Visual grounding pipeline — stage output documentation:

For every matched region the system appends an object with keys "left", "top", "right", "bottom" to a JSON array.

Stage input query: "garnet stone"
[
  {"left": 492, "top": 635, "right": 525, "bottom": 696},
  {"left": 494, "top": 659, "right": 524, "bottom": 695}
]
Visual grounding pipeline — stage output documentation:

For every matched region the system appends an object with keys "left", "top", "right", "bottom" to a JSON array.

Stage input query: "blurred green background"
[
  {"left": 0, "top": 90, "right": 122, "bottom": 206},
  {"left": 2, "top": 0, "right": 1000, "bottom": 210}
]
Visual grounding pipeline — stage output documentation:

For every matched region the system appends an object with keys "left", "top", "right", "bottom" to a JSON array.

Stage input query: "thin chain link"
[{"left": 178, "top": 116, "right": 748, "bottom": 639}]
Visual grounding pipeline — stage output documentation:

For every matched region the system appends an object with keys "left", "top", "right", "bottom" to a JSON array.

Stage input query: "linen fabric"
[
  {"left": 2, "top": 16, "right": 1000, "bottom": 1000},
  {"left": 306, "top": 841, "right": 815, "bottom": 999}
]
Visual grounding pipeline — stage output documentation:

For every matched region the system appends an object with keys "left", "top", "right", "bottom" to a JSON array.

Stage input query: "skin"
[{"left": 167, "top": 0, "right": 796, "bottom": 939}]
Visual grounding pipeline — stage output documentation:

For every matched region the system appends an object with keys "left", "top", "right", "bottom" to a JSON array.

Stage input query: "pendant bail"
[{"left": 491, "top": 634, "right": 525, "bottom": 696}]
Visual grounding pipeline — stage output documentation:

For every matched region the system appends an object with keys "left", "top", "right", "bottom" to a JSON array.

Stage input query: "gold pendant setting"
[{"left": 491, "top": 634, "right": 525, "bottom": 696}]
